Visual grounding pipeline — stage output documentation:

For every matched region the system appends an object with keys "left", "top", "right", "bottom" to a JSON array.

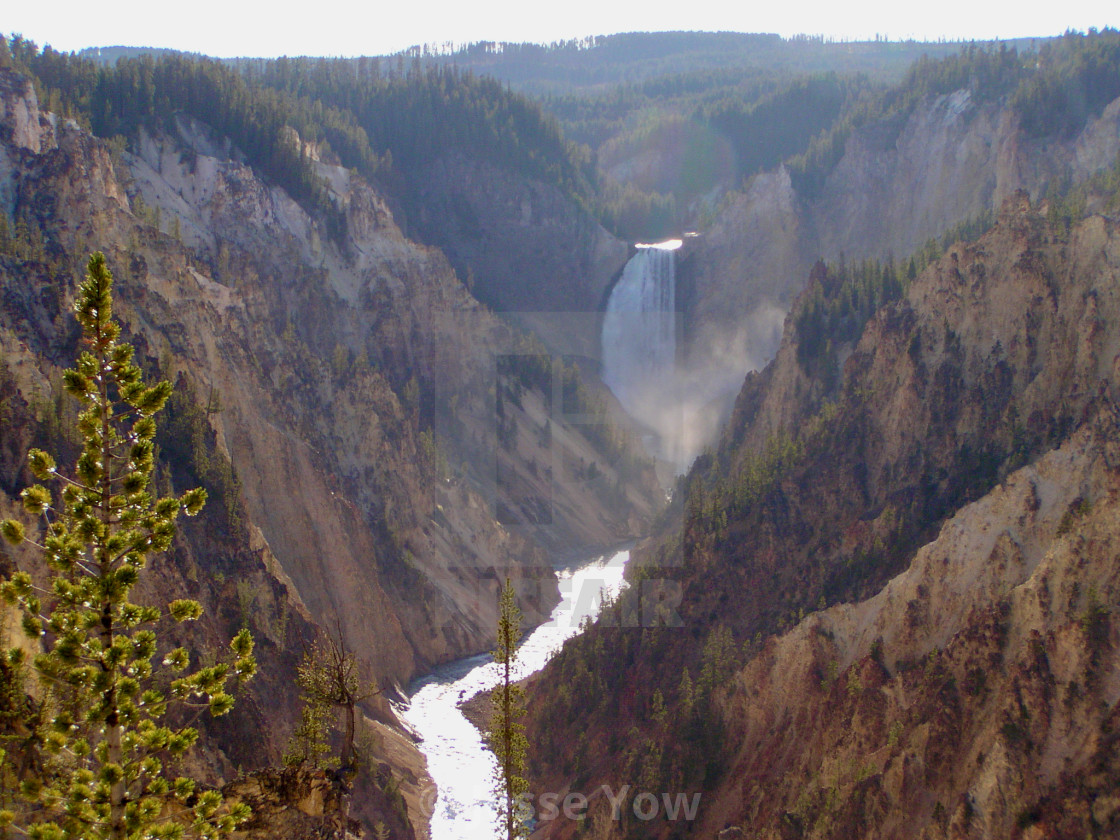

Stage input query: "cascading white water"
[
  {"left": 601, "top": 240, "right": 687, "bottom": 472},
  {"left": 600, "top": 237, "right": 786, "bottom": 476},
  {"left": 601, "top": 241, "right": 679, "bottom": 417}
]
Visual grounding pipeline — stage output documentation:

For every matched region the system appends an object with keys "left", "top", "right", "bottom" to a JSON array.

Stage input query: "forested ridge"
[
  {"left": 5, "top": 29, "right": 1120, "bottom": 243},
  {"left": 1, "top": 36, "right": 376, "bottom": 237},
  {"left": 245, "top": 57, "right": 593, "bottom": 195},
  {"left": 411, "top": 31, "right": 992, "bottom": 95},
  {"left": 0, "top": 36, "right": 596, "bottom": 241},
  {"left": 790, "top": 29, "right": 1120, "bottom": 196}
]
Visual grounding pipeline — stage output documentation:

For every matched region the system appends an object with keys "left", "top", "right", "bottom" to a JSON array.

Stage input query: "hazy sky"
[{"left": 4, "top": 0, "right": 1115, "bottom": 58}]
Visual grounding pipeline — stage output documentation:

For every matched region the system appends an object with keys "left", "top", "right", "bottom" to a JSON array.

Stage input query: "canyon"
[
  {"left": 0, "top": 62, "right": 657, "bottom": 836},
  {"left": 2, "top": 31, "right": 1120, "bottom": 840}
]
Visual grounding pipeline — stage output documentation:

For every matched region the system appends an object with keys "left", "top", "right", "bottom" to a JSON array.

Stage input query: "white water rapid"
[{"left": 399, "top": 550, "right": 631, "bottom": 840}]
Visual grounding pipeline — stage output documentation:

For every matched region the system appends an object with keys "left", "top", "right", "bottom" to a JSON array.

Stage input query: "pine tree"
[
  {"left": 0, "top": 253, "right": 256, "bottom": 840},
  {"left": 282, "top": 689, "right": 334, "bottom": 770},
  {"left": 486, "top": 578, "right": 529, "bottom": 840},
  {"left": 678, "top": 667, "right": 694, "bottom": 716},
  {"left": 285, "top": 626, "right": 377, "bottom": 772}
]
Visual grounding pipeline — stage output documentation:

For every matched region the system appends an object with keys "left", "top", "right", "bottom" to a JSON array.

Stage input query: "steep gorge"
[
  {"left": 5, "top": 33, "right": 1120, "bottom": 840},
  {"left": 527, "top": 196, "right": 1120, "bottom": 839},
  {"left": 0, "top": 62, "right": 660, "bottom": 834}
]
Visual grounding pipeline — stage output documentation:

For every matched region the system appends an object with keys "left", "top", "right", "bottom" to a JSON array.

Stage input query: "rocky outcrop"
[
  {"left": 224, "top": 765, "right": 407, "bottom": 840},
  {"left": 0, "top": 69, "right": 55, "bottom": 156},
  {"left": 527, "top": 201, "right": 1120, "bottom": 839},
  {"left": 0, "top": 64, "right": 660, "bottom": 836},
  {"left": 680, "top": 88, "right": 1120, "bottom": 413},
  {"left": 411, "top": 153, "right": 629, "bottom": 358},
  {"left": 225, "top": 768, "right": 360, "bottom": 840}
]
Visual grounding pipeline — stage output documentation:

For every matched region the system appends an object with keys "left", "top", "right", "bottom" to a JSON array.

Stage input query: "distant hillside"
[
  {"left": 410, "top": 31, "right": 1110, "bottom": 242},
  {"left": 77, "top": 44, "right": 199, "bottom": 64},
  {"left": 790, "top": 30, "right": 1120, "bottom": 197},
  {"left": 408, "top": 31, "right": 1037, "bottom": 95}
]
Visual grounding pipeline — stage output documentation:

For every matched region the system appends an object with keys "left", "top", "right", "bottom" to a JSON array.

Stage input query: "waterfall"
[
  {"left": 601, "top": 236, "right": 784, "bottom": 477},
  {"left": 601, "top": 241, "right": 679, "bottom": 420}
]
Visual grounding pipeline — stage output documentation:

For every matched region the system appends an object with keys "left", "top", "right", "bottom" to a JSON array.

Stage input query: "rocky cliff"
[
  {"left": 679, "top": 87, "right": 1120, "bottom": 419},
  {"left": 409, "top": 153, "right": 630, "bottom": 361},
  {"left": 701, "top": 406, "right": 1120, "bottom": 839},
  {"left": 0, "top": 63, "right": 660, "bottom": 836},
  {"left": 526, "top": 197, "right": 1120, "bottom": 839}
]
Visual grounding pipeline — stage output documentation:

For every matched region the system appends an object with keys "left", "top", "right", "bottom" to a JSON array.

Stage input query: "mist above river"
[{"left": 602, "top": 240, "right": 784, "bottom": 475}]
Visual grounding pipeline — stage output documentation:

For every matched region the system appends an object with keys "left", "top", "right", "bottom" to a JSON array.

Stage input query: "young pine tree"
[
  {"left": 486, "top": 578, "right": 528, "bottom": 840},
  {"left": 0, "top": 253, "right": 257, "bottom": 840},
  {"left": 282, "top": 689, "right": 334, "bottom": 771},
  {"left": 283, "top": 627, "right": 378, "bottom": 772}
]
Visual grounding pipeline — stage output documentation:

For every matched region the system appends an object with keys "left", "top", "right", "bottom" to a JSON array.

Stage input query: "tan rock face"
[
  {"left": 680, "top": 89, "right": 1120, "bottom": 423},
  {"left": 0, "top": 70, "right": 51, "bottom": 154},
  {"left": 706, "top": 409, "right": 1120, "bottom": 838},
  {"left": 528, "top": 201, "right": 1120, "bottom": 840},
  {"left": 224, "top": 767, "right": 364, "bottom": 840},
  {"left": 0, "top": 64, "right": 660, "bottom": 835}
]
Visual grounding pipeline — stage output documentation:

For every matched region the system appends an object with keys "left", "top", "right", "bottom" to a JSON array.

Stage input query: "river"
[{"left": 399, "top": 549, "right": 631, "bottom": 840}]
